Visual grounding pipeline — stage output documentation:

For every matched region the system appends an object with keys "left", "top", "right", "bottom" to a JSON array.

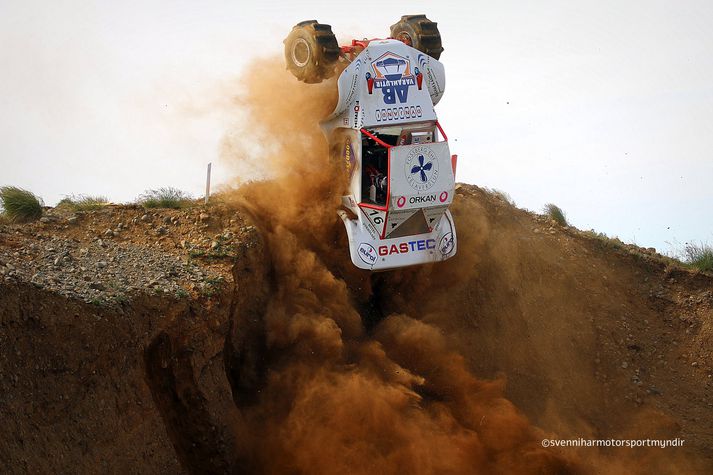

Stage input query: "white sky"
[{"left": 1, "top": 0, "right": 712, "bottom": 253}]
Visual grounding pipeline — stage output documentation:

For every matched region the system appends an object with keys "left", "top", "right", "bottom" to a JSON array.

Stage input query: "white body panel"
[
  {"left": 322, "top": 39, "right": 446, "bottom": 133},
  {"left": 321, "top": 39, "right": 457, "bottom": 271}
]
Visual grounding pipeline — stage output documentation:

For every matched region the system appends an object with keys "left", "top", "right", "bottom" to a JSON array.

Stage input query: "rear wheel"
[
  {"left": 389, "top": 14, "right": 443, "bottom": 60},
  {"left": 284, "top": 20, "right": 340, "bottom": 83}
]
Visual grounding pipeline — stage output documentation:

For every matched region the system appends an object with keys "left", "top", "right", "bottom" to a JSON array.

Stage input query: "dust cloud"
[{"left": 220, "top": 57, "right": 582, "bottom": 474}]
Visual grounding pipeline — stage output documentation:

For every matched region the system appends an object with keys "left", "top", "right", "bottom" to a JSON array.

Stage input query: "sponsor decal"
[
  {"left": 439, "top": 232, "right": 455, "bottom": 255},
  {"left": 345, "top": 59, "right": 361, "bottom": 104},
  {"left": 439, "top": 191, "right": 448, "bottom": 203},
  {"left": 363, "top": 218, "right": 378, "bottom": 239},
  {"left": 404, "top": 146, "right": 439, "bottom": 191},
  {"left": 344, "top": 138, "right": 356, "bottom": 179},
  {"left": 353, "top": 100, "right": 360, "bottom": 126},
  {"left": 357, "top": 242, "right": 378, "bottom": 265},
  {"left": 396, "top": 196, "right": 406, "bottom": 208},
  {"left": 417, "top": 53, "right": 443, "bottom": 100},
  {"left": 376, "top": 106, "right": 422, "bottom": 123},
  {"left": 371, "top": 52, "right": 416, "bottom": 105},
  {"left": 366, "top": 71, "right": 374, "bottom": 94},
  {"left": 426, "top": 70, "right": 441, "bottom": 99},
  {"left": 409, "top": 194, "right": 437, "bottom": 204},
  {"left": 378, "top": 239, "right": 436, "bottom": 256}
]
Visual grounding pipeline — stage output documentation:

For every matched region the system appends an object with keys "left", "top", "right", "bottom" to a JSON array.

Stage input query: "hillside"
[{"left": 0, "top": 186, "right": 711, "bottom": 474}]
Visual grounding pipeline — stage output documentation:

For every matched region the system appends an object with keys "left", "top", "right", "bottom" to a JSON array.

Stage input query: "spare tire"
[
  {"left": 284, "top": 20, "right": 340, "bottom": 83},
  {"left": 389, "top": 15, "right": 443, "bottom": 60}
]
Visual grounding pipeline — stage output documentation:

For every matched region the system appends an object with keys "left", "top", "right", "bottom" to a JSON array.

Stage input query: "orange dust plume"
[{"left": 219, "top": 56, "right": 584, "bottom": 474}]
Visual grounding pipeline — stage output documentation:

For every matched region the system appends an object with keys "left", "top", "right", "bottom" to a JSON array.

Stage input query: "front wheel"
[{"left": 284, "top": 20, "right": 340, "bottom": 83}]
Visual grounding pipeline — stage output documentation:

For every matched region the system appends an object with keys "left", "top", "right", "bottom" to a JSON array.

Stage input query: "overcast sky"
[{"left": 1, "top": 0, "right": 712, "bottom": 253}]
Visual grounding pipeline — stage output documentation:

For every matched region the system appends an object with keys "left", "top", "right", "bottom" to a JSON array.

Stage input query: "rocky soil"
[
  {"left": 0, "top": 204, "right": 256, "bottom": 304},
  {"left": 0, "top": 202, "right": 270, "bottom": 473}
]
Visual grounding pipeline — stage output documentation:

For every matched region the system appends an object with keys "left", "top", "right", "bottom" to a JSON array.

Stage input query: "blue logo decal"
[
  {"left": 357, "top": 242, "right": 378, "bottom": 265},
  {"left": 410, "top": 155, "right": 433, "bottom": 183},
  {"left": 439, "top": 232, "right": 455, "bottom": 255},
  {"left": 370, "top": 52, "right": 415, "bottom": 105},
  {"left": 404, "top": 146, "right": 439, "bottom": 191}
]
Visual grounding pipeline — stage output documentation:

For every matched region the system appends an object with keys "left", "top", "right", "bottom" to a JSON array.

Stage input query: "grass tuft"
[
  {"left": 489, "top": 188, "right": 516, "bottom": 206},
  {"left": 683, "top": 242, "right": 713, "bottom": 272},
  {"left": 57, "top": 194, "right": 109, "bottom": 211},
  {"left": 137, "top": 187, "right": 192, "bottom": 209},
  {"left": 0, "top": 186, "right": 43, "bottom": 222},
  {"left": 544, "top": 203, "right": 568, "bottom": 226}
]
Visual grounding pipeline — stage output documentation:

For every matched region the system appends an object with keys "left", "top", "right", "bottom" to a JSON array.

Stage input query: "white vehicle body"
[{"left": 322, "top": 39, "right": 457, "bottom": 271}]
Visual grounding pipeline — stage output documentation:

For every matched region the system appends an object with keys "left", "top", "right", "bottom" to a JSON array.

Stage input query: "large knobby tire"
[
  {"left": 390, "top": 14, "right": 443, "bottom": 60},
  {"left": 284, "top": 20, "right": 340, "bottom": 84}
]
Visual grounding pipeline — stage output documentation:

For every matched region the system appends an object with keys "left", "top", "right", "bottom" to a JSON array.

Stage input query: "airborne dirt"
[
  {"left": 0, "top": 57, "right": 712, "bottom": 474},
  {"left": 217, "top": 58, "right": 713, "bottom": 474},
  {"left": 223, "top": 59, "right": 579, "bottom": 473}
]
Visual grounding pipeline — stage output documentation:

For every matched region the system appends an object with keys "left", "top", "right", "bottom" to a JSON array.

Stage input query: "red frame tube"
[
  {"left": 360, "top": 128, "right": 392, "bottom": 148},
  {"left": 435, "top": 121, "right": 448, "bottom": 141},
  {"left": 340, "top": 39, "right": 374, "bottom": 56}
]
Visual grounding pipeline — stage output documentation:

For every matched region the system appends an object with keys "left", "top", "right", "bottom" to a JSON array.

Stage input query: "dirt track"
[{"left": 0, "top": 186, "right": 711, "bottom": 474}]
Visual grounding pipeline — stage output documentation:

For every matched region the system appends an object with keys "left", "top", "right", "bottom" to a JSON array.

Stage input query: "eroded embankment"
[
  {"left": 0, "top": 209, "right": 271, "bottom": 474},
  {"left": 0, "top": 281, "right": 232, "bottom": 473}
]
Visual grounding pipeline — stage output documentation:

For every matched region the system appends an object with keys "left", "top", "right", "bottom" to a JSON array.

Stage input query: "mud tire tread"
[
  {"left": 284, "top": 21, "right": 339, "bottom": 84},
  {"left": 390, "top": 14, "right": 444, "bottom": 60}
]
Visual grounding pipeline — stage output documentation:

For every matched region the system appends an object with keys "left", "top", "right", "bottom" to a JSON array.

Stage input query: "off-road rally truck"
[{"left": 284, "top": 15, "right": 457, "bottom": 270}]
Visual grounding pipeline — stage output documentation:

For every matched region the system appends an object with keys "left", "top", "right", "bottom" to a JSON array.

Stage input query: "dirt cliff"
[
  {"left": 0, "top": 185, "right": 711, "bottom": 474},
  {"left": 0, "top": 204, "right": 271, "bottom": 473}
]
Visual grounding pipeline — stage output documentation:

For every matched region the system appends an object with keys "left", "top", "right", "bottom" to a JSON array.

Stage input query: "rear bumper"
[{"left": 338, "top": 209, "right": 457, "bottom": 271}]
